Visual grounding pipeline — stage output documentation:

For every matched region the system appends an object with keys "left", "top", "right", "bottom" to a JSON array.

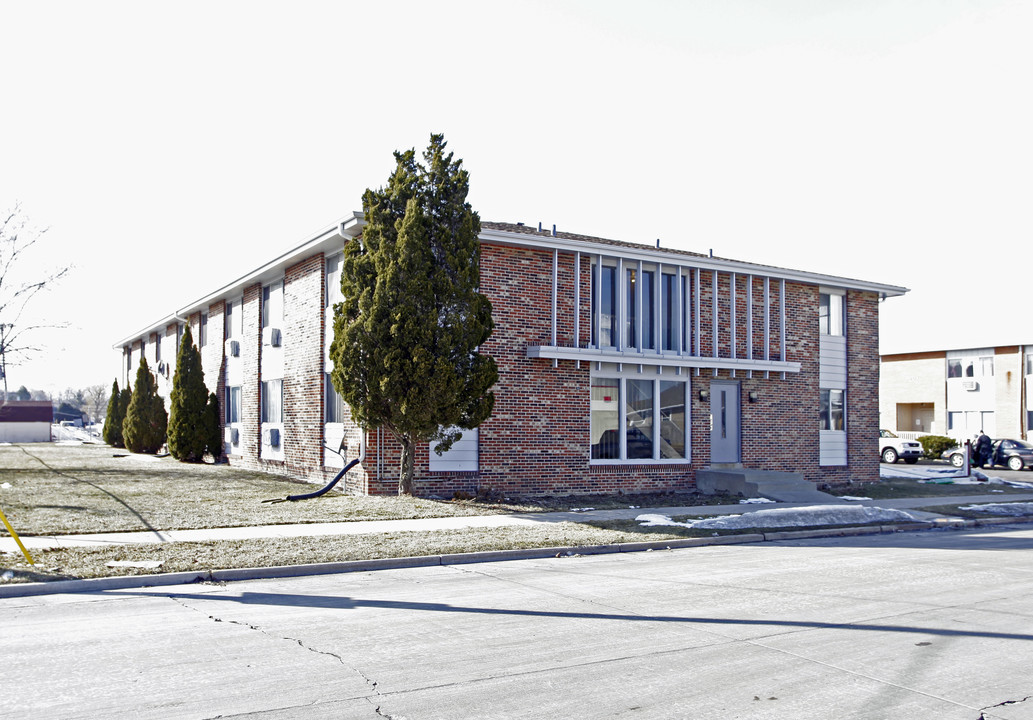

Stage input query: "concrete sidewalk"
[{"left": 4, "top": 492, "right": 1033, "bottom": 553}]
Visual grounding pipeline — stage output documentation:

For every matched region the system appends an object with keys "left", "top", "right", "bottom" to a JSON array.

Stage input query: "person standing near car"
[{"left": 975, "top": 431, "right": 993, "bottom": 468}]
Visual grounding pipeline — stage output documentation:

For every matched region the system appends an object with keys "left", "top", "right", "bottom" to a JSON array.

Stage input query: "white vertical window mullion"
[
  {"left": 616, "top": 257, "right": 624, "bottom": 351},
  {"left": 780, "top": 278, "right": 787, "bottom": 379},
  {"left": 730, "top": 272, "right": 737, "bottom": 377},
  {"left": 694, "top": 268, "right": 701, "bottom": 374},
  {"left": 551, "top": 249, "right": 558, "bottom": 367},
  {"left": 747, "top": 274, "right": 754, "bottom": 379},
  {"left": 676, "top": 266, "right": 684, "bottom": 355},
  {"left": 712, "top": 270, "right": 719, "bottom": 377},
  {"left": 653, "top": 378, "right": 661, "bottom": 460},
  {"left": 574, "top": 252, "right": 581, "bottom": 355},
  {"left": 636, "top": 260, "right": 643, "bottom": 352},
  {"left": 594, "top": 254, "right": 602, "bottom": 349},
  {"left": 619, "top": 379, "right": 627, "bottom": 460},
  {"left": 657, "top": 261, "right": 663, "bottom": 355},
  {"left": 764, "top": 277, "right": 771, "bottom": 379}
]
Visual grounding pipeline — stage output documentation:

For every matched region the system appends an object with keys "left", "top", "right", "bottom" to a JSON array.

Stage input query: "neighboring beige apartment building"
[{"left": 880, "top": 345, "right": 1032, "bottom": 441}]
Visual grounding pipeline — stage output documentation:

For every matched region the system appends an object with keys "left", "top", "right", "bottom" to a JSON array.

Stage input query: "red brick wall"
[
  {"left": 208, "top": 238, "right": 881, "bottom": 496},
  {"left": 282, "top": 254, "right": 326, "bottom": 480}
]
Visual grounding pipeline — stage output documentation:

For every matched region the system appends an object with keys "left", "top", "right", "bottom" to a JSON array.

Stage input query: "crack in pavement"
[
  {"left": 978, "top": 694, "right": 1032, "bottom": 719},
  {"left": 168, "top": 595, "right": 399, "bottom": 719}
]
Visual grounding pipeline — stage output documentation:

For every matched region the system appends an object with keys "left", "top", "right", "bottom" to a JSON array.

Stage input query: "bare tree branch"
[{"left": 0, "top": 203, "right": 72, "bottom": 397}]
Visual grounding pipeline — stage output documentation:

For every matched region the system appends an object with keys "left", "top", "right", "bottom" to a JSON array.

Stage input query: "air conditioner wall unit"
[
  {"left": 262, "top": 327, "right": 282, "bottom": 347},
  {"left": 224, "top": 427, "right": 239, "bottom": 444},
  {"left": 225, "top": 339, "right": 240, "bottom": 357},
  {"left": 962, "top": 380, "right": 979, "bottom": 391},
  {"left": 263, "top": 427, "right": 281, "bottom": 447}
]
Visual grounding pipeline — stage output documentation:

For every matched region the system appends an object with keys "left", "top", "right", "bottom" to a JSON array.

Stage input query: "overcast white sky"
[{"left": 1, "top": 0, "right": 1029, "bottom": 396}]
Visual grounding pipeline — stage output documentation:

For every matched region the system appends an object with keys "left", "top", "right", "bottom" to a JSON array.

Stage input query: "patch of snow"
[
  {"left": 570, "top": 507, "right": 595, "bottom": 513},
  {"left": 124, "top": 454, "right": 161, "bottom": 462},
  {"left": 957, "top": 502, "right": 1033, "bottom": 517},
  {"left": 740, "top": 498, "right": 776, "bottom": 504},
  {"left": 105, "top": 560, "right": 164, "bottom": 569},
  {"left": 0, "top": 482, "right": 11, "bottom": 489},
  {"left": 879, "top": 463, "right": 1033, "bottom": 489},
  {"left": 637, "top": 505, "right": 917, "bottom": 531},
  {"left": 840, "top": 496, "right": 872, "bottom": 501}
]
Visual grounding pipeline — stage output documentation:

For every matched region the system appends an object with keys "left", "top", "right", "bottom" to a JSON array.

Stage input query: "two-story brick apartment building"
[{"left": 114, "top": 214, "right": 906, "bottom": 496}]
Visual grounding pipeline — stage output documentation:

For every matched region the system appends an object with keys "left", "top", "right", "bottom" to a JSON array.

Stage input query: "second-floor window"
[{"left": 819, "top": 293, "right": 844, "bottom": 336}]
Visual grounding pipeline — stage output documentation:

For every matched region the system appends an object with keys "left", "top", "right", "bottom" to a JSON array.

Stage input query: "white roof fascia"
[
  {"left": 112, "top": 213, "right": 363, "bottom": 349},
  {"left": 479, "top": 228, "right": 908, "bottom": 299}
]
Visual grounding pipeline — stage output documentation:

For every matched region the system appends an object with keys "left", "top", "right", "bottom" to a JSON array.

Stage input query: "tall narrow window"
[
  {"left": 325, "top": 373, "right": 347, "bottom": 423},
  {"left": 625, "top": 379, "right": 654, "bottom": 459},
  {"left": 659, "top": 381, "right": 686, "bottom": 458},
  {"left": 819, "top": 293, "right": 844, "bottom": 336},
  {"left": 592, "top": 264, "right": 617, "bottom": 347},
  {"left": 642, "top": 270, "right": 655, "bottom": 350},
  {"left": 326, "top": 254, "right": 343, "bottom": 308},
  {"left": 262, "top": 281, "right": 283, "bottom": 330},
  {"left": 261, "top": 380, "right": 283, "bottom": 424},
  {"left": 591, "top": 379, "right": 620, "bottom": 459},
  {"left": 625, "top": 267, "right": 637, "bottom": 349},
  {"left": 661, "top": 273, "right": 676, "bottom": 351},
  {"left": 225, "top": 386, "right": 241, "bottom": 424},
  {"left": 199, "top": 313, "right": 208, "bottom": 348},
  {"left": 820, "top": 389, "right": 845, "bottom": 430}
]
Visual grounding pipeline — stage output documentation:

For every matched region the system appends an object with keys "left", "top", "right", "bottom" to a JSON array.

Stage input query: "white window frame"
[{"left": 590, "top": 372, "right": 690, "bottom": 465}]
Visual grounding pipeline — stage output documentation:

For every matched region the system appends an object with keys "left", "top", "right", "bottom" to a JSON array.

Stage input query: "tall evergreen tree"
[
  {"left": 122, "top": 358, "right": 167, "bottom": 454},
  {"left": 118, "top": 385, "right": 132, "bottom": 432},
  {"left": 102, "top": 380, "right": 124, "bottom": 447},
  {"left": 330, "top": 134, "right": 498, "bottom": 495},
  {"left": 167, "top": 325, "right": 208, "bottom": 462},
  {"left": 203, "top": 392, "right": 222, "bottom": 461}
]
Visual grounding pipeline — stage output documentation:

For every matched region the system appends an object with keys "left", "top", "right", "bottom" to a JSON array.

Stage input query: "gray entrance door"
[{"left": 710, "top": 381, "right": 741, "bottom": 464}]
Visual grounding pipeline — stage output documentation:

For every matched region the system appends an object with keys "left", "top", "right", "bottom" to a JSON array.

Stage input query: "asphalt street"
[{"left": 3, "top": 524, "right": 1033, "bottom": 719}]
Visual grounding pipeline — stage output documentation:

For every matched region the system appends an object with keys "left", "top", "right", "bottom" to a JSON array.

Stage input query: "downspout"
[{"left": 263, "top": 428, "right": 367, "bottom": 503}]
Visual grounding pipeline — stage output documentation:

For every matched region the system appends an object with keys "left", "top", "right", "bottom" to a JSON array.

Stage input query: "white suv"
[{"left": 880, "top": 430, "right": 922, "bottom": 464}]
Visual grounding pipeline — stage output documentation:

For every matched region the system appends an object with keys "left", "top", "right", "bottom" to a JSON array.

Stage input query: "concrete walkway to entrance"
[{"left": 5, "top": 493, "right": 1032, "bottom": 553}]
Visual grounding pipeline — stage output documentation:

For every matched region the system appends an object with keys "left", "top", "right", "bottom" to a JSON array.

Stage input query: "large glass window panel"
[
  {"left": 626, "top": 379, "right": 655, "bottom": 459},
  {"left": 591, "top": 379, "right": 620, "bottom": 459},
  {"left": 642, "top": 270, "right": 655, "bottom": 350},
  {"left": 625, "top": 267, "right": 637, "bottom": 349},
  {"left": 659, "top": 381, "right": 685, "bottom": 458}
]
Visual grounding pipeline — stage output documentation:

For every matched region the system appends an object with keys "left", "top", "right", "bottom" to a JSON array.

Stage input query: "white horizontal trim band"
[{"left": 527, "top": 345, "right": 802, "bottom": 374}]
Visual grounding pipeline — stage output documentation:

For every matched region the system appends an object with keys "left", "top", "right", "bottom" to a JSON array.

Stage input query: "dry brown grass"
[{"left": 3, "top": 523, "right": 690, "bottom": 583}]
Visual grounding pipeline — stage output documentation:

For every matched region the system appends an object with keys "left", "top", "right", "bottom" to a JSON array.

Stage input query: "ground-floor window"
[
  {"left": 591, "top": 376, "right": 688, "bottom": 462},
  {"left": 819, "top": 389, "right": 845, "bottom": 431},
  {"left": 948, "top": 410, "right": 995, "bottom": 438},
  {"left": 261, "top": 380, "right": 283, "bottom": 424},
  {"left": 325, "top": 373, "right": 347, "bottom": 423},
  {"left": 225, "top": 386, "right": 241, "bottom": 424}
]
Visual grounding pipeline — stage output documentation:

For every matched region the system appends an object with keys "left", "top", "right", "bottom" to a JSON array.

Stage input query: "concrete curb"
[{"left": 3, "top": 516, "right": 1032, "bottom": 599}]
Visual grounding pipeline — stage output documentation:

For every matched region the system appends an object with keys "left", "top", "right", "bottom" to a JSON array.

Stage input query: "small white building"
[
  {"left": 0, "top": 401, "right": 53, "bottom": 442},
  {"left": 881, "top": 344, "right": 1032, "bottom": 441}
]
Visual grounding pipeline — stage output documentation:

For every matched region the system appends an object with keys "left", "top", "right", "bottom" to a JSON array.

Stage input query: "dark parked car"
[{"left": 943, "top": 439, "right": 1033, "bottom": 470}]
